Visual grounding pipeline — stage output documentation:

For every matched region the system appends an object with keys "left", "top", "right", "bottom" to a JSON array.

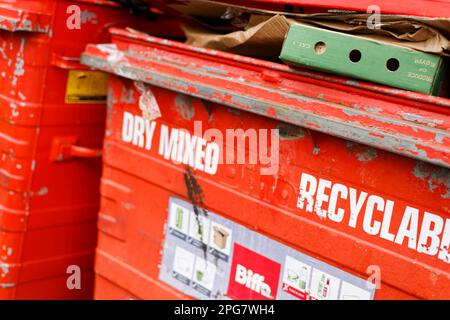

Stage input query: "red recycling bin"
[
  {"left": 0, "top": 0, "right": 167, "bottom": 299},
  {"left": 81, "top": 27, "right": 449, "bottom": 300}
]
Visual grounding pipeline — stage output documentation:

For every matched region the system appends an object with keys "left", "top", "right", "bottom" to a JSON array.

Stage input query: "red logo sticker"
[{"left": 227, "top": 243, "right": 281, "bottom": 300}]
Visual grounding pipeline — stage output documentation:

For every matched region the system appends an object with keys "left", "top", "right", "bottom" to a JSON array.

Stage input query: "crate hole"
[
  {"left": 314, "top": 41, "right": 327, "bottom": 55},
  {"left": 349, "top": 49, "right": 362, "bottom": 63},
  {"left": 386, "top": 58, "right": 400, "bottom": 71}
]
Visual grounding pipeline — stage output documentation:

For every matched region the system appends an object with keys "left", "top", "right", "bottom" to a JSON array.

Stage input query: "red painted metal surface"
[
  {"left": 0, "top": 0, "right": 167, "bottom": 299},
  {"left": 81, "top": 30, "right": 450, "bottom": 300},
  {"left": 91, "top": 76, "right": 449, "bottom": 300}
]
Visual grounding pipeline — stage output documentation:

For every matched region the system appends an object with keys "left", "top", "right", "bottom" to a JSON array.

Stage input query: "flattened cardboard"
[
  {"left": 183, "top": 15, "right": 290, "bottom": 58},
  {"left": 174, "top": 0, "right": 450, "bottom": 56}
]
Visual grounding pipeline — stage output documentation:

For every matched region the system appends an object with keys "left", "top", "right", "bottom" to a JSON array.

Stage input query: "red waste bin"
[
  {"left": 0, "top": 0, "right": 174, "bottom": 299},
  {"left": 81, "top": 26, "right": 449, "bottom": 300}
]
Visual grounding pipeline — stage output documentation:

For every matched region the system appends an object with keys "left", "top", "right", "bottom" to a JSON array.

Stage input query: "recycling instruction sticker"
[{"left": 159, "top": 197, "right": 376, "bottom": 300}]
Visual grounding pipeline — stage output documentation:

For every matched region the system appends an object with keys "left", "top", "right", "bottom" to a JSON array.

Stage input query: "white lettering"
[
  {"left": 438, "top": 219, "right": 450, "bottom": 263},
  {"left": 183, "top": 133, "right": 197, "bottom": 167},
  {"left": 159, "top": 125, "right": 178, "bottom": 161},
  {"left": 315, "top": 179, "right": 331, "bottom": 218},
  {"left": 122, "top": 111, "right": 134, "bottom": 143},
  {"left": 133, "top": 115, "right": 145, "bottom": 148},
  {"left": 349, "top": 188, "right": 368, "bottom": 228},
  {"left": 380, "top": 200, "right": 395, "bottom": 242},
  {"left": 328, "top": 183, "right": 348, "bottom": 223},
  {"left": 295, "top": 173, "right": 449, "bottom": 263},
  {"left": 194, "top": 138, "right": 206, "bottom": 171},
  {"left": 394, "top": 206, "right": 419, "bottom": 250},
  {"left": 297, "top": 173, "right": 318, "bottom": 212},
  {"left": 363, "top": 195, "right": 384, "bottom": 235},
  {"left": 234, "top": 264, "right": 271, "bottom": 298},
  {"left": 417, "top": 212, "right": 443, "bottom": 256},
  {"left": 145, "top": 120, "right": 157, "bottom": 150},
  {"left": 204, "top": 143, "right": 219, "bottom": 175}
]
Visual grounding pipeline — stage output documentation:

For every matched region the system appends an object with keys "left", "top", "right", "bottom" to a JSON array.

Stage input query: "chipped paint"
[
  {"left": 347, "top": 141, "right": 379, "bottom": 162},
  {"left": 0, "top": 42, "right": 6, "bottom": 60},
  {"left": 81, "top": 11, "right": 98, "bottom": 25},
  {"left": 364, "top": 106, "right": 382, "bottom": 114},
  {"left": 175, "top": 93, "right": 195, "bottom": 120},
  {"left": 120, "top": 85, "right": 135, "bottom": 104},
  {"left": 17, "top": 91, "right": 26, "bottom": 101},
  {"left": 0, "top": 11, "right": 50, "bottom": 33},
  {"left": 435, "top": 132, "right": 446, "bottom": 144},
  {"left": 135, "top": 81, "right": 161, "bottom": 120},
  {"left": 35, "top": 186, "right": 48, "bottom": 196},
  {"left": 277, "top": 123, "right": 306, "bottom": 140},
  {"left": 122, "top": 202, "right": 134, "bottom": 210},
  {"left": 0, "top": 263, "right": 9, "bottom": 277},
  {"left": 200, "top": 65, "right": 228, "bottom": 75},
  {"left": 12, "top": 37, "right": 25, "bottom": 86},
  {"left": 399, "top": 112, "right": 444, "bottom": 127},
  {"left": 313, "top": 146, "right": 320, "bottom": 156},
  {"left": 97, "top": 44, "right": 124, "bottom": 64},
  {"left": 1, "top": 246, "right": 13, "bottom": 261},
  {"left": 413, "top": 162, "right": 450, "bottom": 198},
  {"left": 227, "top": 108, "right": 240, "bottom": 116},
  {"left": 10, "top": 102, "right": 19, "bottom": 117}
]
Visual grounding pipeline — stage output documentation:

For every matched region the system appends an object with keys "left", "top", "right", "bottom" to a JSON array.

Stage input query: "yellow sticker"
[{"left": 65, "top": 70, "right": 109, "bottom": 104}]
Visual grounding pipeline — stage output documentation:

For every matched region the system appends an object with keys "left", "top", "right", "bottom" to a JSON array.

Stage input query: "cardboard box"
[{"left": 280, "top": 23, "right": 445, "bottom": 95}]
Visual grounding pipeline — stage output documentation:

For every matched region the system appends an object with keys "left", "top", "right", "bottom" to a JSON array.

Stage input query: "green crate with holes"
[{"left": 280, "top": 23, "right": 445, "bottom": 95}]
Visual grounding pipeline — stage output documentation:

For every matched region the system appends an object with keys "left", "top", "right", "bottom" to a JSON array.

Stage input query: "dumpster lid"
[
  {"left": 81, "top": 27, "right": 450, "bottom": 168},
  {"left": 0, "top": 3, "right": 52, "bottom": 33}
]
